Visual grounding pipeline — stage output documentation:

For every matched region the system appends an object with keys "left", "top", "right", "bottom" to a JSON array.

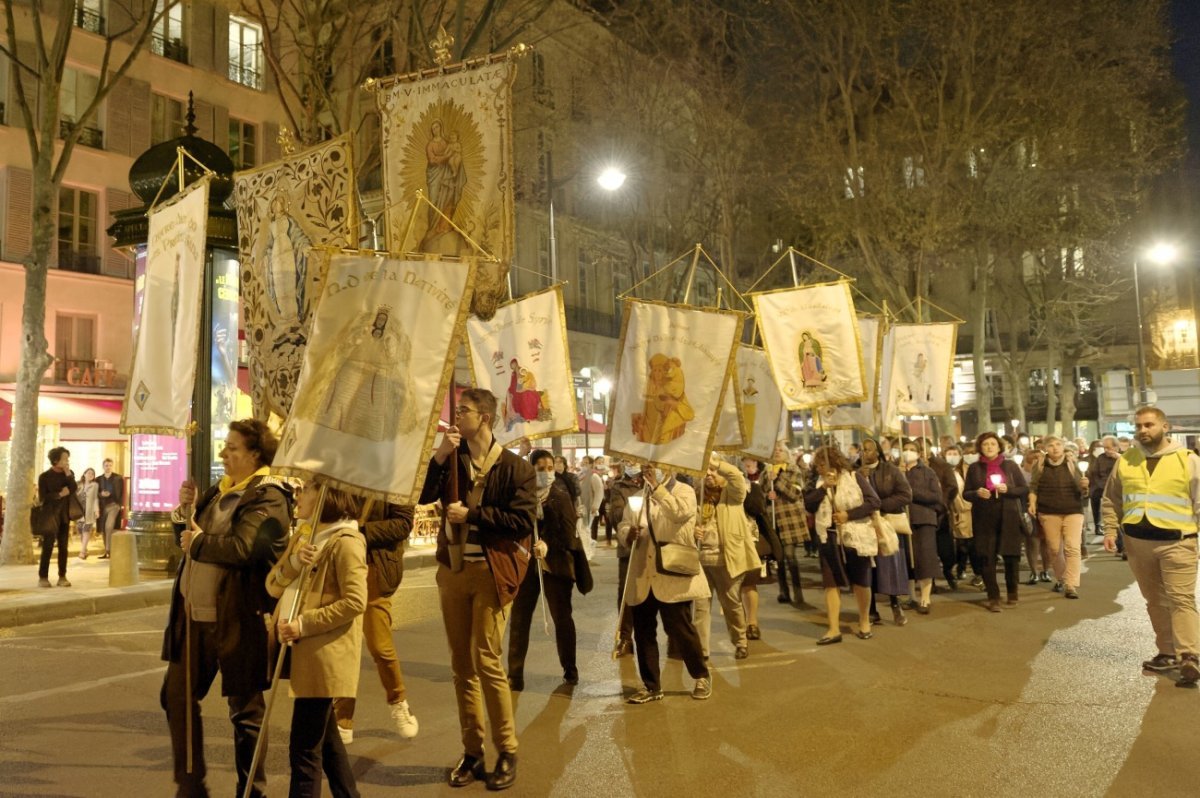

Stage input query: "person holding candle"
[
  {"left": 1029, "top": 436, "right": 1089, "bottom": 599},
  {"left": 964, "top": 431, "right": 1030, "bottom": 612}
]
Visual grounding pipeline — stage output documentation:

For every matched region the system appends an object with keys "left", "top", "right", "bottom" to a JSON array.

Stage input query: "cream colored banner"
[
  {"left": 736, "top": 345, "right": 786, "bottom": 460},
  {"left": 379, "top": 61, "right": 515, "bottom": 319},
  {"left": 466, "top": 285, "right": 577, "bottom": 446},
  {"left": 606, "top": 300, "right": 744, "bottom": 476},
  {"left": 714, "top": 365, "right": 747, "bottom": 452},
  {"left": 121, "top": 177, "right": 210, "bottom": 436},
  {"left": 233, "top": 134, "right": 356, "bottom": 421},
  {"left": 275, "top": 255, "right": 475, "bottom": 502},
  {"left": 820, "top": 316, "right": 881, "bottom": 431},
  {"left": 881, "top": 322, "right": 958, "bottom": 424},
  {"left": 754, "top": 281, "right": 866, "bottom": 411}
]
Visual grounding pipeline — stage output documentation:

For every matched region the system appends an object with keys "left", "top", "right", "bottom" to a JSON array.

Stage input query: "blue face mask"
[{"left": 536, "top": 471, "right": 555, "bottom": 489}]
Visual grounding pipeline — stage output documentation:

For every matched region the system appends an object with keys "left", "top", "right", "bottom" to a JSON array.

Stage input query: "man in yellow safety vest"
[{"left": 1101, "top": 406, "right": 1200, "bottom": 685}]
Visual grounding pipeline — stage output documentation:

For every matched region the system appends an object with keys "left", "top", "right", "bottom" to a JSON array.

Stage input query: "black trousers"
[
  {"left": 508, "top": 566, "right": 577, "bottom": 681},
  {"left": 972, "top": 551, "right": 1021, "bottom": 601},
  {"left": 289, "top": 698, "right": 359, "bottom": 798},
  {"left": 617, "top": 556, "right": 634, "bottom": 642},
  {"left": 935, "top": 518, "right": 957, "bottom": 581},
  {"left": 38, "top": 523, "right": 69, "bottom": 579},
  {"left": 631, "top": 592, "right": 709, "bottom": 692},
  {"left": 160, "top": 620, "right": 267, "bottom": 798}
]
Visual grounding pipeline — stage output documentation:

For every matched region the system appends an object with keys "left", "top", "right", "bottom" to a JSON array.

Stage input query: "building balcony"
[
  {"left": 59, "top": 118, "right": 104, "bottom": 149},
  {"left": 151, "top": 35, "right": 188, "bottom": 64},
  {"left": 229, "top": 63, "right": 263, "bottom": 90},
  {"left": 74, "top": 7, "right": 105, "bottom": 35},
  {"left": 57, "top": 250, "right": 102, "bottom": 275}
]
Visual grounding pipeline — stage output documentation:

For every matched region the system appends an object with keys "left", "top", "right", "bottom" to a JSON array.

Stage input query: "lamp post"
[{"left": 1133, "top": 243, "right": 1180, "bottom": 405}]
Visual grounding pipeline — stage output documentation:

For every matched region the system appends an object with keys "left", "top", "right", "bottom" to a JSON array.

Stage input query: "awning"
[
  {"left": 576, "top": 414, "right": 606, "bottom": 434},
  {"left": 0, "top": 390, "right": 124, "bottom": 442}
]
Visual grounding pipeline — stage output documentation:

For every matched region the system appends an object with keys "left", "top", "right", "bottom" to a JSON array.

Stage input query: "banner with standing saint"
[
  {"left": 233, "top": 133, "right": 356, "bottom": 421},
  {"left": 736, "top": 345, "right": 787, "bottom": 460},
  {"left": 880, "top": 322, "right": 958, "bottom": 425},
  {"left": 819, "top": 315, "right": 882, "bottom": 432},
  {"left": 465, "top": 285, "right": 577, "bottom": 446},
  {"left": 120, "top": 176, "right": 211, "bottom": 436},
  {"left": 377, "top": 60, "right": 516, "bottom": 320},
  {"left": 606, "top": 300, "right": 745, "bottom": 476},
  {"left": 753, "top": 281, "right": 867, "bottom": 411},
  {"left": 274, "top": 254, "right": 475, "bottom": 502}
]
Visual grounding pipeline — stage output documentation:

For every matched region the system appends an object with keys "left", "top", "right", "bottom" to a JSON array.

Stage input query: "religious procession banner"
[
  {"left": 120, "top": 176, "right": 210, "bottom": 436},
  {"left": 736, "top": 345, "right": 786, "bottom": 461},
  {"left": 378, "top": 60, "right": 516, "bottom": 320},
  {"left": 233, "top": 133, "right": 356, "bottom": 421},
  {"left": 274, "top": 254, "right": 475, "bottom": 503},
  {"left": 753, "top": 281, "right": 867, "bottom": 411},
  {"left": 819, "top": 316, "right": 882, "bottom": 432},
  {"left": 880, "top": 322, "right": 958, "bottom": 425},
  {"left": 465, "top": 285, "right": 577, "bottom": 446},
  {"left": 713, "top": 366, "right": 747, "bottom": 452},
  {"left": 606, "top": 299, "right": 745, "bottom": 476}
]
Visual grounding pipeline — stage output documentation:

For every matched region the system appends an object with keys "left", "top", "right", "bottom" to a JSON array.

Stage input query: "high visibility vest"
[{"left": 1117, "top": 449, "right": 1197, "bottom": 533}]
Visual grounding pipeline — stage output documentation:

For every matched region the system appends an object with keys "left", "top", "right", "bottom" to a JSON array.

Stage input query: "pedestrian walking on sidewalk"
[
  {"left": 76, "top": 468, "right": 99, "bottom": 560},
  {"left": 1101, "top": 406, "right": 1200, "bottom": 685},
  {"left": 97, "top": 458, "right": 124, "bottom": 558},
  {"left": 36, "top": 447, "right": 77, "bottom": 588}
]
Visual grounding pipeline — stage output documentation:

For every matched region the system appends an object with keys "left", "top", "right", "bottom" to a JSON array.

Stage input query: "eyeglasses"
[{"left": 454, "top": 406, "right": 479, "bottom": 417}]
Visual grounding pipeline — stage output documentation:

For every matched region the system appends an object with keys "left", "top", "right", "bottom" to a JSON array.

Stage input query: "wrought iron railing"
[
  {"left": 57, "top": 250, "right": 102, "bottom": 274},
  {"left": 59, "top": 118, "right": 104, "bottom": 148},
  {"left": 74, "top": 7, "right": 105, "bottom": 34},
  {"left": 151, "top": 34, "right": 188, "bottom": 63},
  {"left": 229, "top": 62, "right": 263, "bottom": 90}
]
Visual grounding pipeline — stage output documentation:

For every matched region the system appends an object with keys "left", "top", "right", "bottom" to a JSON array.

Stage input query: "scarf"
[
  {"left": 983, "top": 455, "right": 1006, "bottom": 487},
  {"left": 814, "top": 470, "right": 864, "bottom": 541},
  {"left": 219, "top": 466, "right": 270, "bottom": 496},
  {"left": 535, "top": 483, "right": 552, "bottom": 520}
]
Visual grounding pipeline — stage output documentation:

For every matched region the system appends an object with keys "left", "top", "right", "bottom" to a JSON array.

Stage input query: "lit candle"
[
  {"left": 626, "top": 494, "right": 645, "bottom": 525},
  {"left": 990, "top": 474, "right": 1002, "bottom": 488},
  {"left": 1078, "top": 461, "right": 1090, "bottom": 475}
]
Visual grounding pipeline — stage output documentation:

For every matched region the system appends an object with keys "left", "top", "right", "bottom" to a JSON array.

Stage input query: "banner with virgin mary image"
[
  {"left": 736, "top": 345, "right": 786, "bottom": 460},
  {"left": 274, "top": 254, "right": 475, "bottom": 502},
  {"left": 233, "top": 133, "right": 356, "bottom": 421},
  {"left": 819, "top": 315, "right": 882, "bottom": 432},
  {"left": 753, "top": 281, "right": 867, "bottom": 411},
  {"left": 606, "top": 299, "right": 745, "bottom": 476},
  {"left": 880, "top": 322, "right": 958, "bottom": 425},
  {"left": 465, "top": 285, "right": 577, "bottom": 446},
  {"left": 713, "top": 367, "right": 747, "bottom": 452},
  {"left": 121, "top": 176, "right": 210, "bottom": 436},
  {"left": 378, "top": 59, "right": 516, "bottom": 320}
]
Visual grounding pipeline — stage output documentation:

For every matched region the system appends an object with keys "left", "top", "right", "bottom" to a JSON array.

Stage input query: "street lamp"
[
  {"left": 597, "top": 166, "right": 627, "bottom": 192},
  {"left": 1133, "top": 242, "right": 1180, "bottom": 405}
]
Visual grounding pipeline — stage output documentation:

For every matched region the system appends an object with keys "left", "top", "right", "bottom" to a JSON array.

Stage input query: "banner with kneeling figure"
[
  {"left": 606, "top": 299, "right": 744, "bottom": 476},
  {"left": 881, "top": 322, "right": 958, "bottom": 423},
  {"left": 466, "top": 285, "right": 577, "bottom": 446},
  {"left": 275, "top": 254, "right": 475, "bottom": 503}
]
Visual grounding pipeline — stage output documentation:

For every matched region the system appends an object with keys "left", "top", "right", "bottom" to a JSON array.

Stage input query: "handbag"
[
  {"left": 571, "top": 545, "right": 594, "bottom": 594},
  {"left": 884, "top": 511, "right": 911, "bottom": 535},
  {"left": 649, "top": 513, "right": 700, "bottom": 577},
  {"left": 68, "top": 492, "right": 84, "bottom": 522},
  {"left": 872, "top": 512, "right": 900, "bottom": 556}
]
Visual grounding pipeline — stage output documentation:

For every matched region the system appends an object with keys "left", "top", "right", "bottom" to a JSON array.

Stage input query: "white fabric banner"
[
  {"left": 121, "top": 177, "right": 210, "bottom": 436},
  {"left": 466, "top": 285, "right": 577, "bottom": 446},
  {"left": 754, "top": 281, "right": 866, "bottom": 411},
  {"left": 275, "top": 255, "right": 474, "bottom": 502},
  {"left": 606, "top": 300, "right": 744, "bottom": 476},
  {"left": 881, "top": 322, "right": 958, "bottom": 425},
  {"left": 736, "top": 345, "right": 786, "bottom": 460},
  {"left": 714, "top": 365, "right": 747, "bottom": 452},
  {"left": 820, "top": 316, "right": 881, "bottom": 431}
]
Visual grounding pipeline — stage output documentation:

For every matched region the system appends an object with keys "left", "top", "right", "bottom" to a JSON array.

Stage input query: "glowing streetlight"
[{"left": 597, "top": 166, "right": 627, "bottom": 192}]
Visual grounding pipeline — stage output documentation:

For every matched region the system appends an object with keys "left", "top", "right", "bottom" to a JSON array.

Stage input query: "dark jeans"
[
  {"left": 160, "top": 620, "right": 267, "bottom": 798},
  {"left": 508, "top": 566, "right": 577, "bottom": 682},
  {"left": 631, "top": 592, "right": 709, "bottom": 692},
  {"left": 38, "top": 524, "right": 69, "bottom": 579},
  {"left": 935, "top": 520, "right": 957, "bottom": 582},
  {"left": 289, "top": 698, "right": 359, "bottom": 798},
  {"left": 617, "top": 556, "right": 633, "bottom": 642},
  {"left": 972, "top": 551, "right": 1021, "bottom": 601}
]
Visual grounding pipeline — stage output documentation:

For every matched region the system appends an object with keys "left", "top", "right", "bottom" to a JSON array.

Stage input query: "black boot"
[
  {"left": 449, "top": 753, "right": 487, "bottom": 787},
  {"left": 777, "top": 558, "right": 792, "bottom": 603},
  {"left": 487, "top": 752, "right": 518, "bottom": 791}
]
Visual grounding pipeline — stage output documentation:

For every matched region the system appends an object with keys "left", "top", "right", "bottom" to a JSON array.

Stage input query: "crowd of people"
[{"left": 148, "top": 397, "right": 1198, "bottom": 796}]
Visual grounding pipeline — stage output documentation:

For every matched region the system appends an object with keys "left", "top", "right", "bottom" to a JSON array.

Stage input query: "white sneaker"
[
  {"left": 390, "top": 699, "right": 419, "bottom": 739},
  {"left": 337, "top": 725, "right": 353, "bottom": 745}
]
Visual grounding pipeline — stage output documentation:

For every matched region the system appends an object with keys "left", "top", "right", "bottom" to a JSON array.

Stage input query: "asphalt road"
[{"left": 1, "top": 542, "right": 1198, "bottom": 797}]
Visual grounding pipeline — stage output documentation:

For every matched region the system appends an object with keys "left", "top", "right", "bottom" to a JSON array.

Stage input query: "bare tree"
[{"left": 0, "top": 0, "right": 180, "bottom": 565}]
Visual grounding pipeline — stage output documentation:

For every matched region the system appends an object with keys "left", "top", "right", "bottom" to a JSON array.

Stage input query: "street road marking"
[
  {"left": 0, "top": 666, "right": 165, "bottom": 705},
  {"left": 0, "top": 630, "right": 162, "bottom": 642}
]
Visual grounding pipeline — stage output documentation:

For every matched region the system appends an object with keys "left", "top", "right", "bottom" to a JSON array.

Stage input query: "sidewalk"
[{"left": 0, "top": 536, "right": 441, "bottom": 630}]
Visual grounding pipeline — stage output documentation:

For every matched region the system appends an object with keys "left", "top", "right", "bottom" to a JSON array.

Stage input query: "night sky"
[{"left": 1171, "top": 0, "right": 1200, "bottom": 168}]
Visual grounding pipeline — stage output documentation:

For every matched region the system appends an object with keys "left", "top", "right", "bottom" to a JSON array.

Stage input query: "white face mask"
[
  {"left": 1092, "top": 447, "right": 1103, "bottom": 457},
  {"left": 624, "top": 466, "right": 640, "bottom": 478},
  {"left": 902, "top": 451, "right": 920, "bottom": 465},
  {"left": 654, "top": 468, "right": 665, "bottom": 484},
  {"left": 946, "top": 454, "right": 962, "bottom": 467},
  {"left": 536, "top": 471, "right": 555, "bottom": 489},
  {"left": 964, "top": 454, "right": 980, "bottom": 465}
]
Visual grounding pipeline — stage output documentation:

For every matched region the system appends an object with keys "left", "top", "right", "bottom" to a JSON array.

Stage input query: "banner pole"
[{"left": 680, "top": 245, "right": 702, "bottom": 305}]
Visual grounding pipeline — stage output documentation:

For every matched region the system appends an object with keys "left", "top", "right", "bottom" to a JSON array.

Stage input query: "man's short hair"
[
  {"left": 103, "top": 458, "right": 114, "bottom": 466},
  {"left": 48, "top": 446, "right": 70, "bottom": 466},
  {"left": 1134, "top": 405, "right": 1168, "bottom": 422},
  {"left": 529, "top": 448, "right": 554, "bottom": 467},
  {"left": 460, "top": 388, "right": 498, "bottom": 427}
]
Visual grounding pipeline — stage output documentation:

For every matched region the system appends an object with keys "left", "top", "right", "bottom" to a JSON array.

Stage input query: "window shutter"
[
  {"left": 190, "top": 0, "right": 214, "bottom": 71},
  {"left": 104, "top": 73, "right": 132, "bottom": 156},
  {"left": 3, "top": 166, "right": 33, "bottom": 263},
  {"left": 192, "top": 97, "right": 215, "bottom": 142},
  {"left": 212, "top": 4, "right": 230, "bottom": 78},
  {"left": 262, "top": 120, "right": 280, "bottom": 163},
  {"left": 104, "top": 188, "right": 135, "bottom": 277},
  {"left": 213, "top": 105, "right": 230, "bottom": 153}
]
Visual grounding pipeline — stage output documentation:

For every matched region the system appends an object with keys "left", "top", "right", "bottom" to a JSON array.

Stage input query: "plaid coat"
[{"left": 763, "top": 464, "right": 809, "bottom": 544}]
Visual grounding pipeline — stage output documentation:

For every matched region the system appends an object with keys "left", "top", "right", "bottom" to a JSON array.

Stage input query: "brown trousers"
[{"left": 1125, "top": 534, "right": 1200, "bottom": 657}]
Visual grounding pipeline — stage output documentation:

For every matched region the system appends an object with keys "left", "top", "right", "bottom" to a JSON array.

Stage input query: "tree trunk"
[
  {"left": 1059, "top": 356, "right": 1078, "bottom": 438},
  {"left": 0, "top": 147, "right": 57, "bottom": 565},
  {"left": 1045, "top": 346, "right": 1059, "bottom": 436}
]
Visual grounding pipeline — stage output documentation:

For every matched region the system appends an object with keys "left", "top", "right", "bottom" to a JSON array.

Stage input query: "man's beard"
[{"left": 1139, "top": 431, "right": 1165, "bottom": 449}]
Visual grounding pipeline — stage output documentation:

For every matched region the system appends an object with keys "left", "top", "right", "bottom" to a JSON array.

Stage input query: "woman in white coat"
[{"left": 619, "top": 465, "right": 712, "bottom": 704}]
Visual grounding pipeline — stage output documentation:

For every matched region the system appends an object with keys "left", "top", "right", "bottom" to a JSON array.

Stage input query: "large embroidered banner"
[
  {"left": 466, "top": 285, "right": 576, "bottom": 446},
  {"left": 820, "top": 315, "right": 882, "bottom": 432},
  {"left": 275, "top": 255, "right": 474, "bottom": 503},
  {"left": 378, "top": 60, "right": 515, "bottom": 320},
  {"left": 736, "top": 345, "right": 787, "bottom": 461},
  {"left": 233, "top": 134, "right": 356, "bottom": 422},
  {"left": 606, "top": 300, "right": 744, "bottom": 476},
  {"left": 121, "top": 176, "right": 210, "bottom": 436},
  {"left": 753, "top": 281, "right": 866, "bottom": 411},
  {"left": 713, "top": 366, "right": 747, "bottom": 452},
  {"left": 881, "top": 322, "right": 958, "bottom": 425}
]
